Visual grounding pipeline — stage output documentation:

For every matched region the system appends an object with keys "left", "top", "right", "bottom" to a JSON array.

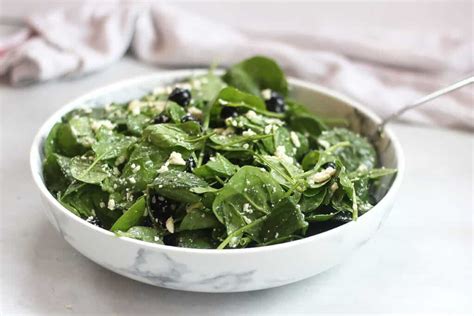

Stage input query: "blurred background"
[
  {"left": 2, "top": 0, "right": 473, "bottom": 32},
  {"left": 0, "top": 0, "right": 473, "bottom": 130}
]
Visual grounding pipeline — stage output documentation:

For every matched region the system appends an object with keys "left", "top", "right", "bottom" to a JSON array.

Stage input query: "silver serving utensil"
[{"left": 374, "top": 76, "right": 473, "bottom": 139}]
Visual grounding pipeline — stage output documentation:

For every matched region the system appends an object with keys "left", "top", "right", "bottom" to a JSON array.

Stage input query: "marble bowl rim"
[{"left": 30, "top": 69, "right": 405, "bottom": 255}]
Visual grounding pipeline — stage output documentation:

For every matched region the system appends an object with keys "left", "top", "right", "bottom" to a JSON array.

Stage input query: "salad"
[{"left": 43, "top": 56, "right": 396, "bottom": 249}]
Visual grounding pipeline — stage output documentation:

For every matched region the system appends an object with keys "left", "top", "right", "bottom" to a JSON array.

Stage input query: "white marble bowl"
[{"left": 30, "top": 70, "right": 404, "bottom": 292}]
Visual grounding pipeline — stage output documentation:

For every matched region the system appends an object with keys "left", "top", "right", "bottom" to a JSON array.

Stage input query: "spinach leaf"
[
  {"left": 92, "top": 133, "right": 136, "bottom": 161},
  {"left": 298, "top": 187, "right": 327, "bottom": 212},
  {"left": 44, "top": 122, "right": 61, "bottom": 157},
  {"left": 116, "top": 226, "right": 164, "bottom": 244},
  {"left": 119, "top": 143, "right": 171, "bottom": 191},
  {"left": 193, "top": 153, "right": 239, "bottom": 179},
  {"left": 255, "top": 154, "right": 305, "bottom": 190},
  {"left": 212, "top": 166, "right": 285, "bottom": 242},
  {"left": 68, "top": 116, "right": 95, "bottom": 147},
  {"left": 60, "top": 184, "right": 121, "bottom": 228},
  {"left": 165, "top": 101, "right": 187, "bottom": 123},
  {"left": 318, "top": 128, "right": 376, "bottom": 172},
  {"left": 70, "top": 156, "right": 110, "bottom": 184},
  {"left": 143, "top": 124, "right": 203, "bottom": 151},
  {"left": 259, "top": 198, "right": 307, "bottom": 243},
  {"left": 306, "top": 210, "right": 340, "bottom": 222},
  {"left": 192, "top": 71, "right": 226, "bottom": 102},
  {"left": 223, "top": 56, "right": 288, "bottom": 97},
  {"left": 179, "top": 207, "right": 222, "bottom": 231},
  {"left": 126, "top": 114, "right": 150, "bottom": 136},
  {"left": 55, "top": 123, "right": 87, "bottom": 157},
  {"left": 43, "top": 154, "right": 71, "bottom": 193},
  {"left": 111, "top": 196, "right": 146, "bottom": 232},
  {"left": 150, "top": 170, "right": 208, "bottom": 203},
  {"left": 211, "top": 86, "right": 267, "bottom": 120},
  {"left": 348, "top": 168, "right": 397, "bottom": 181},
  {"left": 285, "top": 101, "right": 328, "bottom": 142},
  {"left": 174, "top": 230, "right": 219, "bottom": 249}
]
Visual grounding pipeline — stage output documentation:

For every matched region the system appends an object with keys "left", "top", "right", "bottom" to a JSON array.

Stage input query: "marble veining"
[{"left": 97, "top": 248, "right": 257, "bottom": 291}]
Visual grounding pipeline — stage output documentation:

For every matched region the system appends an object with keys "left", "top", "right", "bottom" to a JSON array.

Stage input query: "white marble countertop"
[{"left": 1, "top": 58, "right": 472, "bottom": 315}]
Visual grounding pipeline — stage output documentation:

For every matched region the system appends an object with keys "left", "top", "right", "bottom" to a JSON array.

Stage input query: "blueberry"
[
  {"left": 153, "top": 113, "right": 170, "bottom": 124},
  {"left": 220, "top": 106, "right": 239, "bottom": 119},
  {"left": 86, "top": 216, "right": 101, "bottom": 227},
  {"left": 202, "top": 148, "right": 216, "bottom": 164},
  {"left": 265, "top": 91, "right": 285, "bottom": 113},
  {"left": 168, "top": 88, "right": 191, "bottom": 107},
  {"left": 323, "top": 162, "right": 336, "bottom": 170},
  {"left": 185, "top": 157, "right": 196, "bottom": 171},
  {"left": 149, "top": 193, "right": 175, "bottom": 227},
  {"left": 180, "top": 113, "right": 196, "bottom": 123}
]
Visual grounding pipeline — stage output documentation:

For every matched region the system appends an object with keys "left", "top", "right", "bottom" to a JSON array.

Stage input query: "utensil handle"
[{"left": 379, "top": 76, "right": 474, "bottom": 128}]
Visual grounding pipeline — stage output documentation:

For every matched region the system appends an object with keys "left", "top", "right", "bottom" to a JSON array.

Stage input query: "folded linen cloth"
[{"left": 0, "top": 2, "right": 472, "bottom": 130}]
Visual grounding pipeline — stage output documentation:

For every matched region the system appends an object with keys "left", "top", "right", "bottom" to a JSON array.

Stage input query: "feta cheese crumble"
[
  {"left": 187, "top": 106, "right": 203, "bottom": 119},
  {"left": 290, "top": 131, "right": 301, "bottom": 148},
  {"left": 127, "top": 99, "right": 143, "bottom": 115},
  {"left": 107, "top": 199, "right": 116, "bottom": 210},
  {"left": 275, "top": 146, "right": 293, "bottom": 164},
  {"left": 91, "top": 119, "right": 115, "bottom": 131},
  {"left": 307, "top": 167, "right": 337, "bottom": 187},
  {"left": 165, "top": 217, "right": 175, "bottom": 233},
  {"left": 261, "top": 89, "right": 272, "bottom": 100},
  {"left": 168, "top": 152, "right": 186, "bottom": 166},
  {"left": 245, "top": 110, "right": 259, "bottom": 120},
  {"left": 242, "top": 129, "right": 256, "bottom": 137}
]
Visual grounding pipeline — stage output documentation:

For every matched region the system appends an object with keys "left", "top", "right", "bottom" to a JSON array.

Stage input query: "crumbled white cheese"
[
  {"left": 242, "top": 216, "right": 252, "bottom": 224},
  {"left": 154, "top": 236, "right": 160, "bottom": 242},
  {"left": 157, "top": 164, "right": 169, "bottom": 173},
  {"left": 132, "top": 164, "right": 141, "bottom": 173},
  {"left": 165, "top": 217, "right": 175, "bottom": 233},
  {"left": 225, "top": 117, "right": 238, "bottom": 127},
  {"left": 242, "top": 129, "right": 256, "bottom": 137},
  {"left": 290, "top": 131, "right": 301, "bottom": 148},
  {"left": 261, "top": 89, "right": 272, "bottom": 100},
  {"left": 153, "top": 100, "right": 167, "bottom": 113},
  {"left": 266, "top": 118, "right": 284, "bottom": 125},
  {"left": 275, "top": 146, "right": 293, "bottom": 164},
  {"left": 242, "top": 143, "right": 249, "bottom": 149},
  {"left": 330, "top": 182, "right": 339, "bottom": 192},
  {"left": 243, "top": 203, "right": 253, "bottom": 214},
  {"left": 127, "top": 99, "right": 142, "bottom": 115},
  {"left": 176, "top": 82, "right": 192, "bottom": 90},
  {"left": 187, "top": 106, "right": 203, "bottom": 119},
  {"left": 264, "top": 125, "right": 273, "bottom": 134},
  {"left": 129, "top": 177, "right": 136, "bottom": 184},
  {"left": 107, "top": 199, "right": 116, "bottom": 210},
  {"left": 99, "top": 202, "right": 106, "bottom": 208},
  {"left": 168, "top": 151, "right": 186, "bottom": 166},
  {"left": 357, "top": 164, "right": 368, "bottom": 171},
  {"left": 245, "top": 110, "right": 259, "bottom": 120},
  {"left": 115, "top": 155, "right": 126, "bottom": 166},
  {"left": 307, "top": 167, "right": 337, "bottom": 187},
  {"left": 318, "top": 140, "right": 330, "bottom": 149},
  {"left": 91, "top": 119, "right": 115, "bottom": 131}
]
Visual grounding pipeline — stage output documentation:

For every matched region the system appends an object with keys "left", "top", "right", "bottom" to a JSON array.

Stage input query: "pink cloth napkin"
[{"left": 0, "top": 2, "right": 472, "bottom": 130}]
